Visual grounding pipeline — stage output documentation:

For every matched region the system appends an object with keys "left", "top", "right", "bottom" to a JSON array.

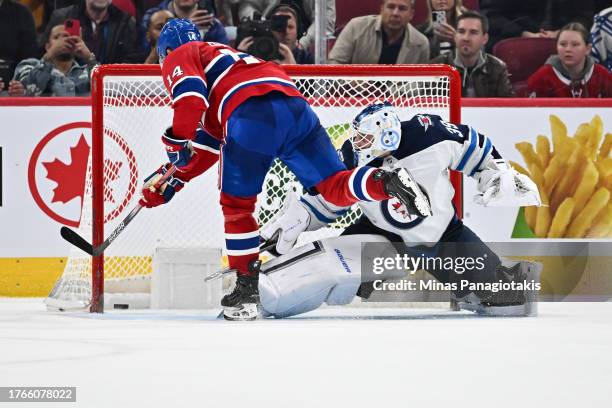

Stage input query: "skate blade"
[
  {"left": 223, "top": 303, "right": 259, "bottom": 321},
  {"left": 457, "top": 301, "right": 537, "bottom": 317},
  {"left": 397, "top": 168, "right": 432, "bottom": 217},
  {"left": 204, "top": 266, "right": 233, "bottom": 282}
]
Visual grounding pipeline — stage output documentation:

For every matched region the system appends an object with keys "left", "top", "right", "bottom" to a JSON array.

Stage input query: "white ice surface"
[{"left": 1, "top": 298, "right": 611, "bottom": 408}]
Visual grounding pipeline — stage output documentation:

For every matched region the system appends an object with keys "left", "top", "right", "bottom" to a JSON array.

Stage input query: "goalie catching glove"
[
  {"left": 139, "top": 164, "right": 185, "bottom": 208},
  {"left": 474, "top": 159, "right": 541, "bottom": 207}
]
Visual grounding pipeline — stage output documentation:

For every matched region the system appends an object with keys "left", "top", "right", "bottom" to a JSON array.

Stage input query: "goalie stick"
[
  {"left": 204, "top": 241, "right": 276, "bottom": 282},
  {"left": 60, "top": 165, "right": 177, "bottom": 256}
]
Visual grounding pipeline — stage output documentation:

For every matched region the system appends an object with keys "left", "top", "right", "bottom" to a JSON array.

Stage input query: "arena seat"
[
  {"left": 335, "top": 0, "right": 381, "bottom": 34},
  {"left": 462, "top": 0, "right": 480, "bottom": 11},
  {"left": 492, "top": 37, "right": 557, "bottom": 96}
]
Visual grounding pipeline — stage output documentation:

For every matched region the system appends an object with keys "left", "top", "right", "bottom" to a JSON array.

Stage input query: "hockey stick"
[
  {"left": 203, "top": 238, "right": 279, "bottom": 282},
  {"left": 60, "top": 165, "right": 177, "bottom": 256},
  {"left": 60, "top": 205, "right": 143, "bottom": 256}
]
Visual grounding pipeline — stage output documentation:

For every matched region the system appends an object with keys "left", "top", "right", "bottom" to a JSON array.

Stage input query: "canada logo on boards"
[{"left": 28, "top": 122, "right": 139, "bottom": 227}]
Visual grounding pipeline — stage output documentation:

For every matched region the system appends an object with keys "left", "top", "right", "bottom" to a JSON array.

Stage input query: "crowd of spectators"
[{"left": 0, "top": 0, "right": 610, "bottom": 98}]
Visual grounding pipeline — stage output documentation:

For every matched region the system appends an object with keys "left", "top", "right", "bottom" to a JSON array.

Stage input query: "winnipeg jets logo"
[
  {"left": 380, "top": 197, "right": 423, "bottom": 229},
  {"left": 379, "top": 179, "right": 430, "bottom": 229},
  {"left": 391, "top": 201, "right": 411, "bottom": 219},
  {"left": 187, "top": 31, "right": 198, "bottom": 41},
  {"left": 417, "top": 115, "right": 432, "bottom": 132}
]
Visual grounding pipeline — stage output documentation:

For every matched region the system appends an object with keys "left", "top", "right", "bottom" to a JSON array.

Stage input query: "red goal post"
[{"left": 80, "top": 64, "right": 462, "bottom": 312}]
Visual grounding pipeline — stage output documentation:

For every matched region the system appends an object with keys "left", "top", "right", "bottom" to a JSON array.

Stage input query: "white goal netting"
[{"left": 46, "top": 65, "right": 459, "bottom": 311}]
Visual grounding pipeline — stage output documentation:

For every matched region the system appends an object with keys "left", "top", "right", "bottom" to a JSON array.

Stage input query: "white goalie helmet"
[{"left": 350, "top": 101, "right": 402, "bottom": 166}]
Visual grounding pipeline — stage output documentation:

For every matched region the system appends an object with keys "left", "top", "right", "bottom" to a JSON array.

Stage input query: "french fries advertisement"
[{"left": 511, "top": 115, "right": 611, "bottom": 238}]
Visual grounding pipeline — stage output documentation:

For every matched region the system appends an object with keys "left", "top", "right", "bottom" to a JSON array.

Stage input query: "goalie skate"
[
  {"left": 452, "top": 261, "right": 542, "bottom": 317},
  {"left": 375, "top": 168, "right": 432, "bottom": 217}
]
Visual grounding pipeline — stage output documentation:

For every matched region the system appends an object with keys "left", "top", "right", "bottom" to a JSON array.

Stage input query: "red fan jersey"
[
  {"left": 527, "top": 63, "right": 612, "bottom": 98},
  {"left": 161, "top": 41, "right": 304, "bottom": 142}
]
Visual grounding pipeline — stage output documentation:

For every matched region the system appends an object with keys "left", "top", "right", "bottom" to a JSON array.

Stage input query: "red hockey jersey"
[
  {"left": 527, "top": 61, "right": 612, "bottom": 98},
  {"left": 161, "top": 41, "right": 304, "bottom": 141}
]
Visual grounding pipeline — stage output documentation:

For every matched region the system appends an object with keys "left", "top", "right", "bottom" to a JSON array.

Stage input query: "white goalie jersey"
[{"left": 312, "top": 114, "right": 503, "bottom": 244}]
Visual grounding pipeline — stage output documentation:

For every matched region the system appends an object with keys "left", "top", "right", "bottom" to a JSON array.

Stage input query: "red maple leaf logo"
[
  {"left": 43, "top": 135, "right": 90, "bottom": 204},
  {"left": 43, "top": 135, "right": 124, "bottom": 206}
]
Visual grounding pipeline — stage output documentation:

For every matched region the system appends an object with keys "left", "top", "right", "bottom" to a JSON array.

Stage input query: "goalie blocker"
[{"left": 258, "top": 234, "right": 540, "bottom": 318}]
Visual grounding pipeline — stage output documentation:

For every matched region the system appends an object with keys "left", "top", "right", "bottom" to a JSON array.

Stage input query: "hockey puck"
[{"left": 113, "top": 304, "right": 129, "bottom": 309}]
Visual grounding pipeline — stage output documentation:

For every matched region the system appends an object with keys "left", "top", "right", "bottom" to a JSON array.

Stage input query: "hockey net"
[{"left": 46, "top": 64, "right": 462, "bottom": 312}]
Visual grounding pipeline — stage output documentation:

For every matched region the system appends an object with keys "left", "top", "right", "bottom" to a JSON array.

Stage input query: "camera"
[{"left": 236, "top": 13, "right": 289, "bottom": 61}]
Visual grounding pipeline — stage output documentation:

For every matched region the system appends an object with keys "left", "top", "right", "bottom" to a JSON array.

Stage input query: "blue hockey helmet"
[
  {"left": 350, "top": 101, "right": 401, "bottom": 166},
  {"left": 157, "top": 19, "right": 201, "bottom": 64}
]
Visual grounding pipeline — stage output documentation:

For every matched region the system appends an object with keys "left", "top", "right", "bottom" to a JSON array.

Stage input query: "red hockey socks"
[
  {"left": 315, "top": 166, "right": 390, "bottom": 207},
  {"left": 220, "top": 192, "right": 259, "bottom": 276}
]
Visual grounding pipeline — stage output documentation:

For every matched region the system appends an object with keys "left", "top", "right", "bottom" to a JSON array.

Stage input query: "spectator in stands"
[
  {"left": 0, "top": 0, "right": 38, "bottom": 91},
  {"left": 237, "top": 3, "right": 313, "bottom": 64},
  {"left": 528, "top": 23, "right": 611, "bottom": 98},
  {"left": 218, "top": 0, "right": 277, "bottom": 26},
  {"left": 293, "top": 0, "right": 336, "bottom": 51},
  {"left": 431, "top": 10, "right": 514, "bottom": 97},
  {"left": 144, "top": 10, "right": 174, "bottom": 64},
  {"left": 591, "top": 6, "right": 612, "bottom": 72},
  {"left": 268, "top": 3, "right": 314, "bottom": 63},
  {"left": 10, "top": 23, "right": 96, "bottom": 96},
  {"left": 328, "top": 0, "right": 429, "bottom": 64},
  {"left": 480, "top": 0, "right": 598, "bottom": 52},
  {"left": 143, "top": 0, "right": 227, "bottom": 45},
  {"left": 45, "top": 0, "right": 142, "bottom": 64},
  {"left": 417, "top": 0, "right": 466, "bottom": 59}
]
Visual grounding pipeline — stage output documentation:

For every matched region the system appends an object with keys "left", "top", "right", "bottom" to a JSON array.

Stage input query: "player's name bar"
[{"left": 0, "top": 387, "right": 76, "bottom": 402}]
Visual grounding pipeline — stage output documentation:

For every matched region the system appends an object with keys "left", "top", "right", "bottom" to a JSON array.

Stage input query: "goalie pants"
[{"left": 343, "top": 215, "right": 503, "bottom": 297}]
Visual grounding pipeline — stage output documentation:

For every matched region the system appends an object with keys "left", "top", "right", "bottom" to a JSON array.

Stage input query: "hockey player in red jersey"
[{"left": 138, "top": 19, "right": 432, "bottom": 320}]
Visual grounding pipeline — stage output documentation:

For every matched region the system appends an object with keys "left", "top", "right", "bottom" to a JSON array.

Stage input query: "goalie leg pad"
[{"left": 259, "top": 234, "right": 396, "bottom": 318}]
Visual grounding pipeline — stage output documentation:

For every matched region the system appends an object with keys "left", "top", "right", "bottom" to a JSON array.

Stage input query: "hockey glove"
[
  {"left": 260, "top": 192, "right": 348, "bottom": 255},
  {"left": 139, "top": 164, "right": 185, "bottom": 208},
  {"left": 162, "top": 127, "right": 194, "bottom": 169},
  {"left": 474, "top": 159, "right": 542, "bottom": 207},
  {"left": 260, "top": 193, "right": 312, "bottom": 255}
]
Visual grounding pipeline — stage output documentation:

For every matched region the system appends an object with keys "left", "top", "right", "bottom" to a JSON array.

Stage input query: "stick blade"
[{"left": 60, "top": 226, "right": 94, "bottom": 256}]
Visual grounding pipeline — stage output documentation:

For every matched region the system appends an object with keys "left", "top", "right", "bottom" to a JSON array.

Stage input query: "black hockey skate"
[
  {"left": 374, "top": 168, "right": 432, "bottom": 217},
  {"left": 221, "top": 260, "right": 261, "bottom": 321},
  {"left": 477, "top": 263, "right": 526, "bottom": 307},
  {"left": 452, "top": 261, "right": 541, "bottom": 317}
]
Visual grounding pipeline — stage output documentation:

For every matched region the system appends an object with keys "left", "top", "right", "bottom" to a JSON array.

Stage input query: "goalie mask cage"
[{"left": 46, "top": 64, "right": 462, "bottom": 313}]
